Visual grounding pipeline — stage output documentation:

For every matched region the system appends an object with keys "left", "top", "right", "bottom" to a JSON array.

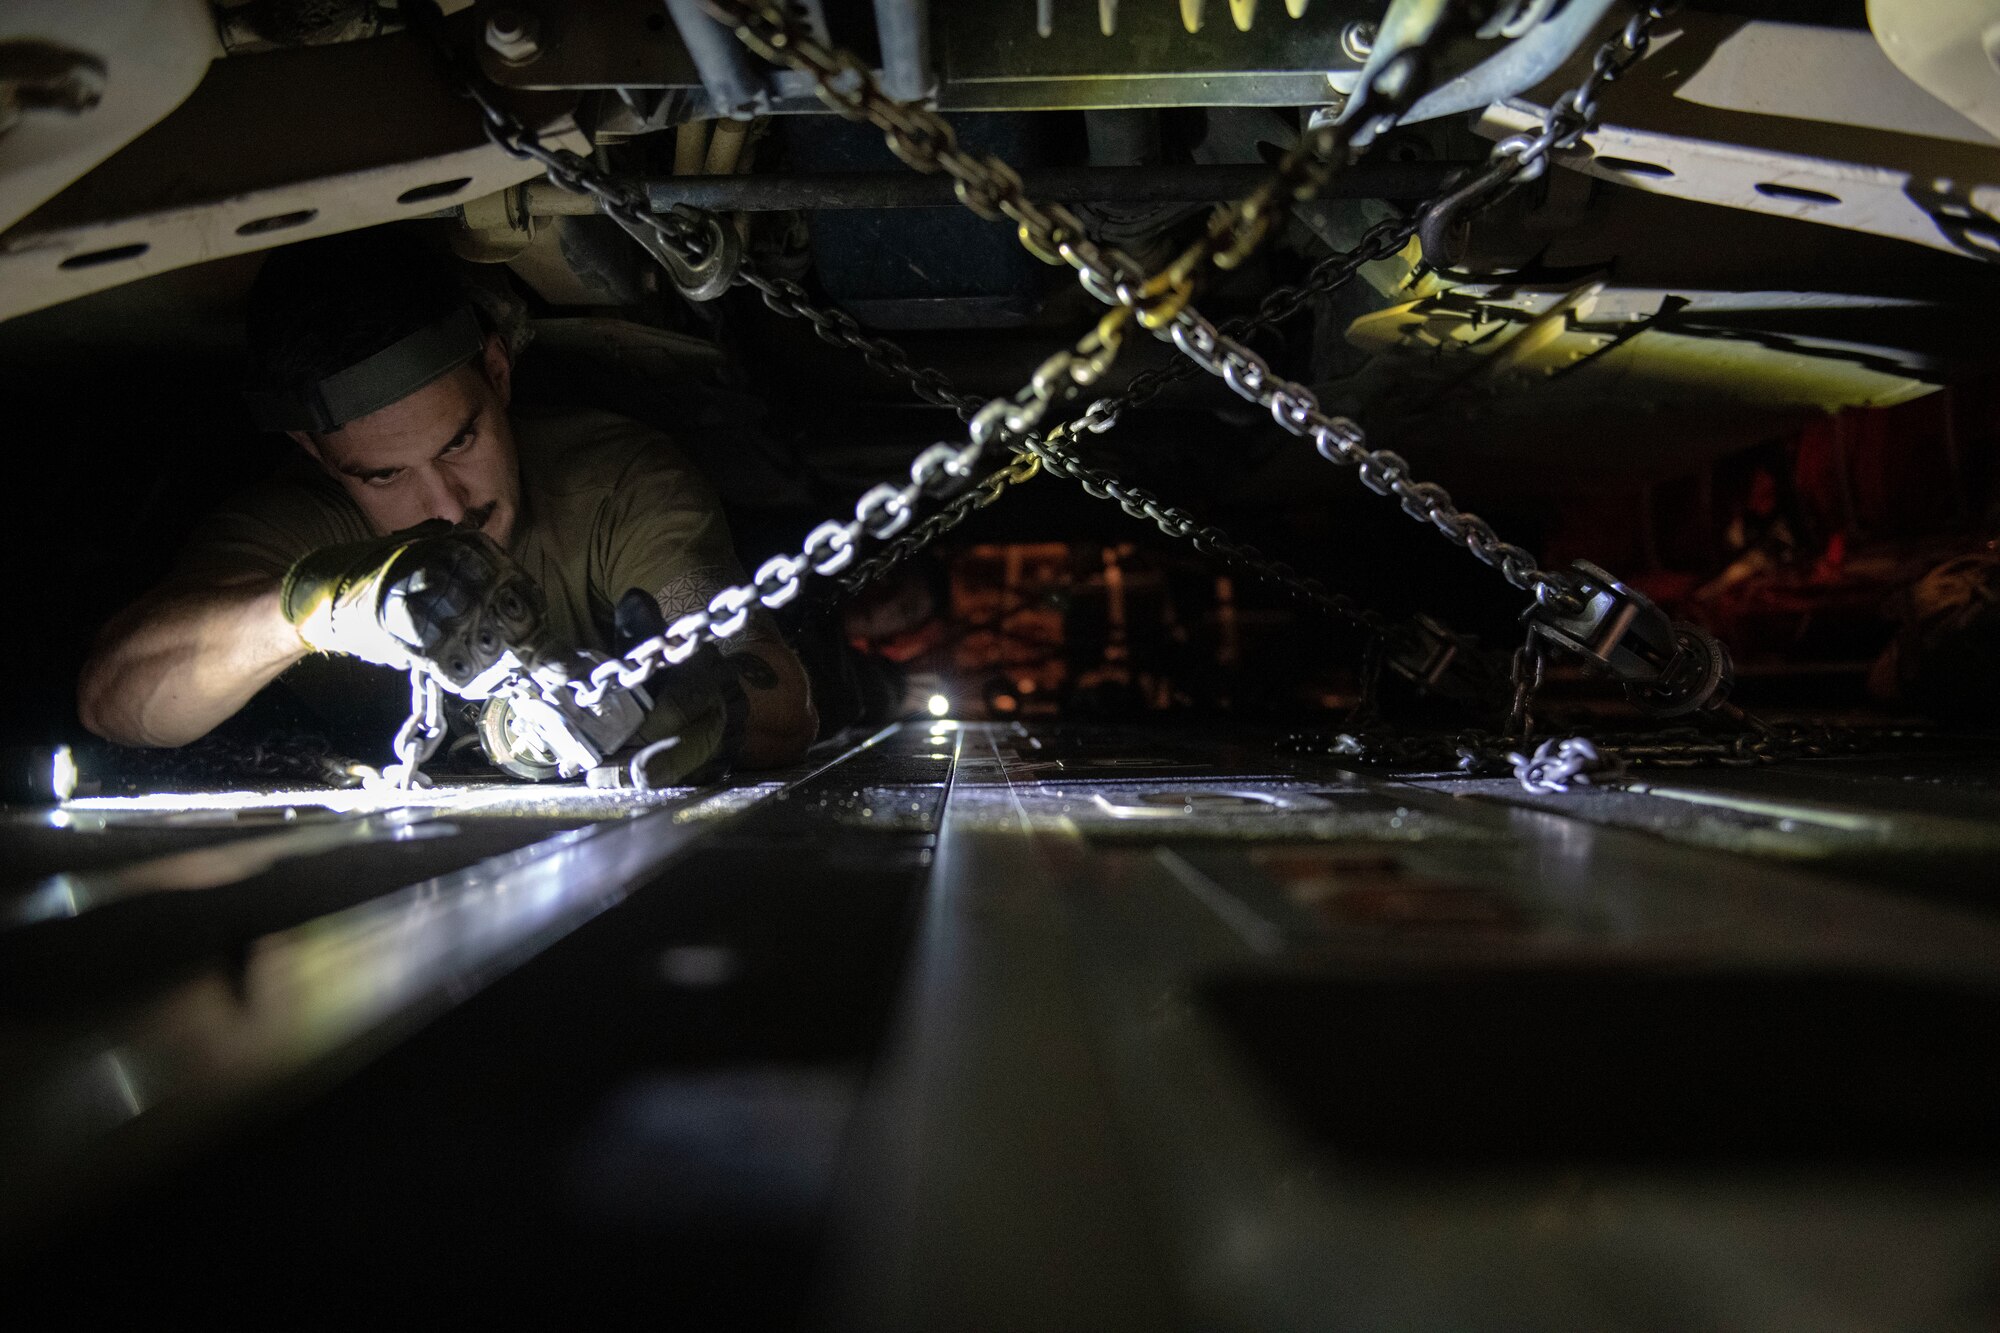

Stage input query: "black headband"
[{"left": 244, "top": 306, "right": 485, "bottom": 434}]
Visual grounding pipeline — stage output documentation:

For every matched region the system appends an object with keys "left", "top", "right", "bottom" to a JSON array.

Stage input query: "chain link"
[
  {"left": 735, "top": 1, "right": 1670, "bottom": 603},
  {"left": 1504, "top": 635, "right": 1546, "bottom": 740},
  {"left": 1411, "top": 2, "right": 1678, "bottom": 266},
  {"left": 738, "top": 267, "right": 987, "bottom": 416},
  {"left": 1021, "top": 428, "right": 1393, "bottom": 634},
  {"left": 839, "top": 451, "right": 1038, "bottom": 592},
  {"left": 1167, "top": 311, "right": 1582, "bottom": 608},
  {"left": 1510, "top": 735, "right": 1620, "bottom": 793},
  {"left": 410, "top": 0, "right": 1451, "bottom": 636},
  {"left": 1490, "top": 2, "right": 1678, "bottom": 185},
  {"left": 565, "top": 437, "right": 988, "bottom": 706},
  {"left": 832, "top": 210, "right": 1420, "bottom": 599},
  {"left": 410, "top": 2, "right": 726, "bottom": 285},
  {"left": 384, "top": 668, "right": 445, "bottom": 788},
  {"left": 833, "top": 417, "right": 1389, "bottom": 636}
]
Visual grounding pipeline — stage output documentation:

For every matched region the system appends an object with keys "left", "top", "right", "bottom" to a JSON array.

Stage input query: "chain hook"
[{"left": 1505, "top": 634, "right": 1546, "bottom": 744}]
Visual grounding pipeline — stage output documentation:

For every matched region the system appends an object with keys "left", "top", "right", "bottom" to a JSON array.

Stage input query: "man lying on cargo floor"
[{"left": 77, "top": 226, "right": 817, "bottom": 783}]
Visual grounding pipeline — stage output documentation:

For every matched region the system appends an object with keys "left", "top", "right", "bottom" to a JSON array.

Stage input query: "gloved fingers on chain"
[{"left": 379, "top": 529, "right": 548, "bottom": 695}]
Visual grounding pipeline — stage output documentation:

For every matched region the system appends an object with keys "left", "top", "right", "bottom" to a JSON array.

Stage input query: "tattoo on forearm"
[
  {"left": 655, "top": 566, "right": 780, "bottom": 647},
  {"left": 653, "top": 567, "right": 784, "bottom": 696},
  {"left": 728, "top": 652, "right": 779, "bottom": 690},
  {"left": 653, "top": 567, "right": 728, "bottom": 623}
]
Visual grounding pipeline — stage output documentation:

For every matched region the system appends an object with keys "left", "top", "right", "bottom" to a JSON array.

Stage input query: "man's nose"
[{"left": 415, "top": 467, "right": 466, "bottom": 525}]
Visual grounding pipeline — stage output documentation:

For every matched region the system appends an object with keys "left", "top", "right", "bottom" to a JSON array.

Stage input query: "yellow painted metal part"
[{"left": 1340, "top": 239, "right": 1937, "bottom": 415}]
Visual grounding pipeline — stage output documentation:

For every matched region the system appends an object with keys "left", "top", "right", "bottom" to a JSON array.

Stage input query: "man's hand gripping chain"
[{"left": 281, "top": 522, "right": 651, "bottom": 785}]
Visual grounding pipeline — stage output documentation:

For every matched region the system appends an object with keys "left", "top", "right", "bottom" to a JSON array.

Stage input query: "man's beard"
[{"left": 463, "top": 500, "right": 498, "bottom": 532}]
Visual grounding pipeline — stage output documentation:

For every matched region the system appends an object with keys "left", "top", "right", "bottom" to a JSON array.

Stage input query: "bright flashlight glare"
[
  {"left": 50, "top": 745, "right": 78, "bottom": 802},
  {"left": 926, "top": 694, "right": 950, "bottom": 717}
]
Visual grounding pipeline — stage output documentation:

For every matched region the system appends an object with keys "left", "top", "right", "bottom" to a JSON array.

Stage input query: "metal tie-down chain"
[
  {"left": 837, "top": 451, "right": 1038, "bottom": 593},
  {"left": 566, "top": 436, "right": 991, "bottom": 707},
  {"left": 1018, "top": 426, "right": 1396, "bottom": 635},
  {"left": 393, "top": 0, "right": 1857, "bottom": 788},
  {"left": 699, "top": 0, "right": 1445, "bottom": 419},
  {"left": 399, "top": 0, "right": 1435, "bottom": 726},
  {"left": 706, "top": 0, "right": 1823, "bottom": 778},
  {"left": 798, "top": 0, "right": 1675, "bottom": 596},
  {"left": 1417, "top": 1, "right": 1679, "bottom": 261},
  {"left": 384, "top": 668, "right": 446, "bottom": 789},
  {"left": 700, "top": 0, "right": 1692, "bottom": 616},
  {"left": 834, "top": 210, "right": 1423, "bottom": 599}
]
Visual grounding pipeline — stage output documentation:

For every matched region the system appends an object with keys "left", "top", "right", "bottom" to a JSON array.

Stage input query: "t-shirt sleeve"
[
  {"left": 596, "top": 432, "right": 751, "bottom": 630},
  {"left": 174, "top": 473, "right": 372, "bottom": 582}
]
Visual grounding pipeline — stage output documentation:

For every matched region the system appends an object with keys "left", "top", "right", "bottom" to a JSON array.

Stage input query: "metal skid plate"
[{"left": 1478, "top": 10, "right": 2000, "bottom": 261}]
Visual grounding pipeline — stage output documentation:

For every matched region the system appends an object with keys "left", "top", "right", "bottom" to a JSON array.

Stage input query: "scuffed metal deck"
[{"left": 3, "top": 721, "right": 1996, "bottom": 1329}]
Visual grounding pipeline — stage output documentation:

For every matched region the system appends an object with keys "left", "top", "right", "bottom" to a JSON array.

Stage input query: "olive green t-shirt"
[
  {"left": 179, "top": 409, "right": 749, "bottom": 745},
  {"left": 181, "top": 408, "right": 749, "bottom": 653}
]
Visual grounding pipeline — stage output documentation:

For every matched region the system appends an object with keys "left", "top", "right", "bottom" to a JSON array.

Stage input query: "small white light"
[
  {"left": 926, "top": 694, "right": 950, "bottom": 717},
  {"left": 50, "top": 746, "right": 78, "bottom": 802}
]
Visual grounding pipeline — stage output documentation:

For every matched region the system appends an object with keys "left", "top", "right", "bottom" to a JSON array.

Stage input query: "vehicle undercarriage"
[{"left": 3, "top": 2, "right": 1999, "bottom": 1326}]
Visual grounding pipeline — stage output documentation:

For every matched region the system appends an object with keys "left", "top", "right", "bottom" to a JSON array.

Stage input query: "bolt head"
[
  {"left": 1341, "top": 20, "right": 1377, "bottom": 62},
  {"left": 485, "top": 7, "right": 542, "bottom": 63}
]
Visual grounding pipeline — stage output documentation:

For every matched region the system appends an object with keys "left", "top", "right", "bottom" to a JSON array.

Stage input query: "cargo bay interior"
[{"left": 3, "top": 2, "right": 2000, "bottom": 1328}]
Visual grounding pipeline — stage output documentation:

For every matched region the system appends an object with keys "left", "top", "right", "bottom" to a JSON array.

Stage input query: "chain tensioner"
[{"left": 1528, "top": 560, "right": 1734, "bottom": 719}]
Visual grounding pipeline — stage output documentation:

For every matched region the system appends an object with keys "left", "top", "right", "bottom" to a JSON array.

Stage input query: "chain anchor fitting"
[{"left": 1527, "top": 560, "right": 1733, "bottom": 719}]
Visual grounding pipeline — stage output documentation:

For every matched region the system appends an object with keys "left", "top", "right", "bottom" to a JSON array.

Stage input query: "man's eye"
[
  {"left": 363, "top": 471, "right": 402, "bottom": 488},
  {"left": 442, "top": 435, "right": 474, "bottom": 456}
]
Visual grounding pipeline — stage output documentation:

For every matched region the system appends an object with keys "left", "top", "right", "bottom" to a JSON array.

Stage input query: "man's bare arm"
[{"left": 78, "top": 571, "right": 308, "bottom": 748}]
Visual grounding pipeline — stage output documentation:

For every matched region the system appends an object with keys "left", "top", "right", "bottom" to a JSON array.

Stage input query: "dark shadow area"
[{"left": 1206, "top": 965, "right": 2000, "bottom": 1164}]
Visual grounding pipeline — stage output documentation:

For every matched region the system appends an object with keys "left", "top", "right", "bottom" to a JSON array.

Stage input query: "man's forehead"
[{"left": 318, "top": 365, "right": 482, "bottom": 467}]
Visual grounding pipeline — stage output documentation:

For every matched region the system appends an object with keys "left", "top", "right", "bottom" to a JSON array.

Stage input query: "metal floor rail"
[{"left": 2, "top": 720, "right": 1996, "bottom": 1330}]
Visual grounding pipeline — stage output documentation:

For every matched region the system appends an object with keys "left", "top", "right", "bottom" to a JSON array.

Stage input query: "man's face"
[{"left": 293, "top": 333, "right": 522, "bottom": 547}]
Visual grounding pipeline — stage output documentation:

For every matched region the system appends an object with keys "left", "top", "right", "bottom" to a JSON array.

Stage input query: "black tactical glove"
[{"left": 280, "top": 520, "right": 546, "bottom": 694}]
